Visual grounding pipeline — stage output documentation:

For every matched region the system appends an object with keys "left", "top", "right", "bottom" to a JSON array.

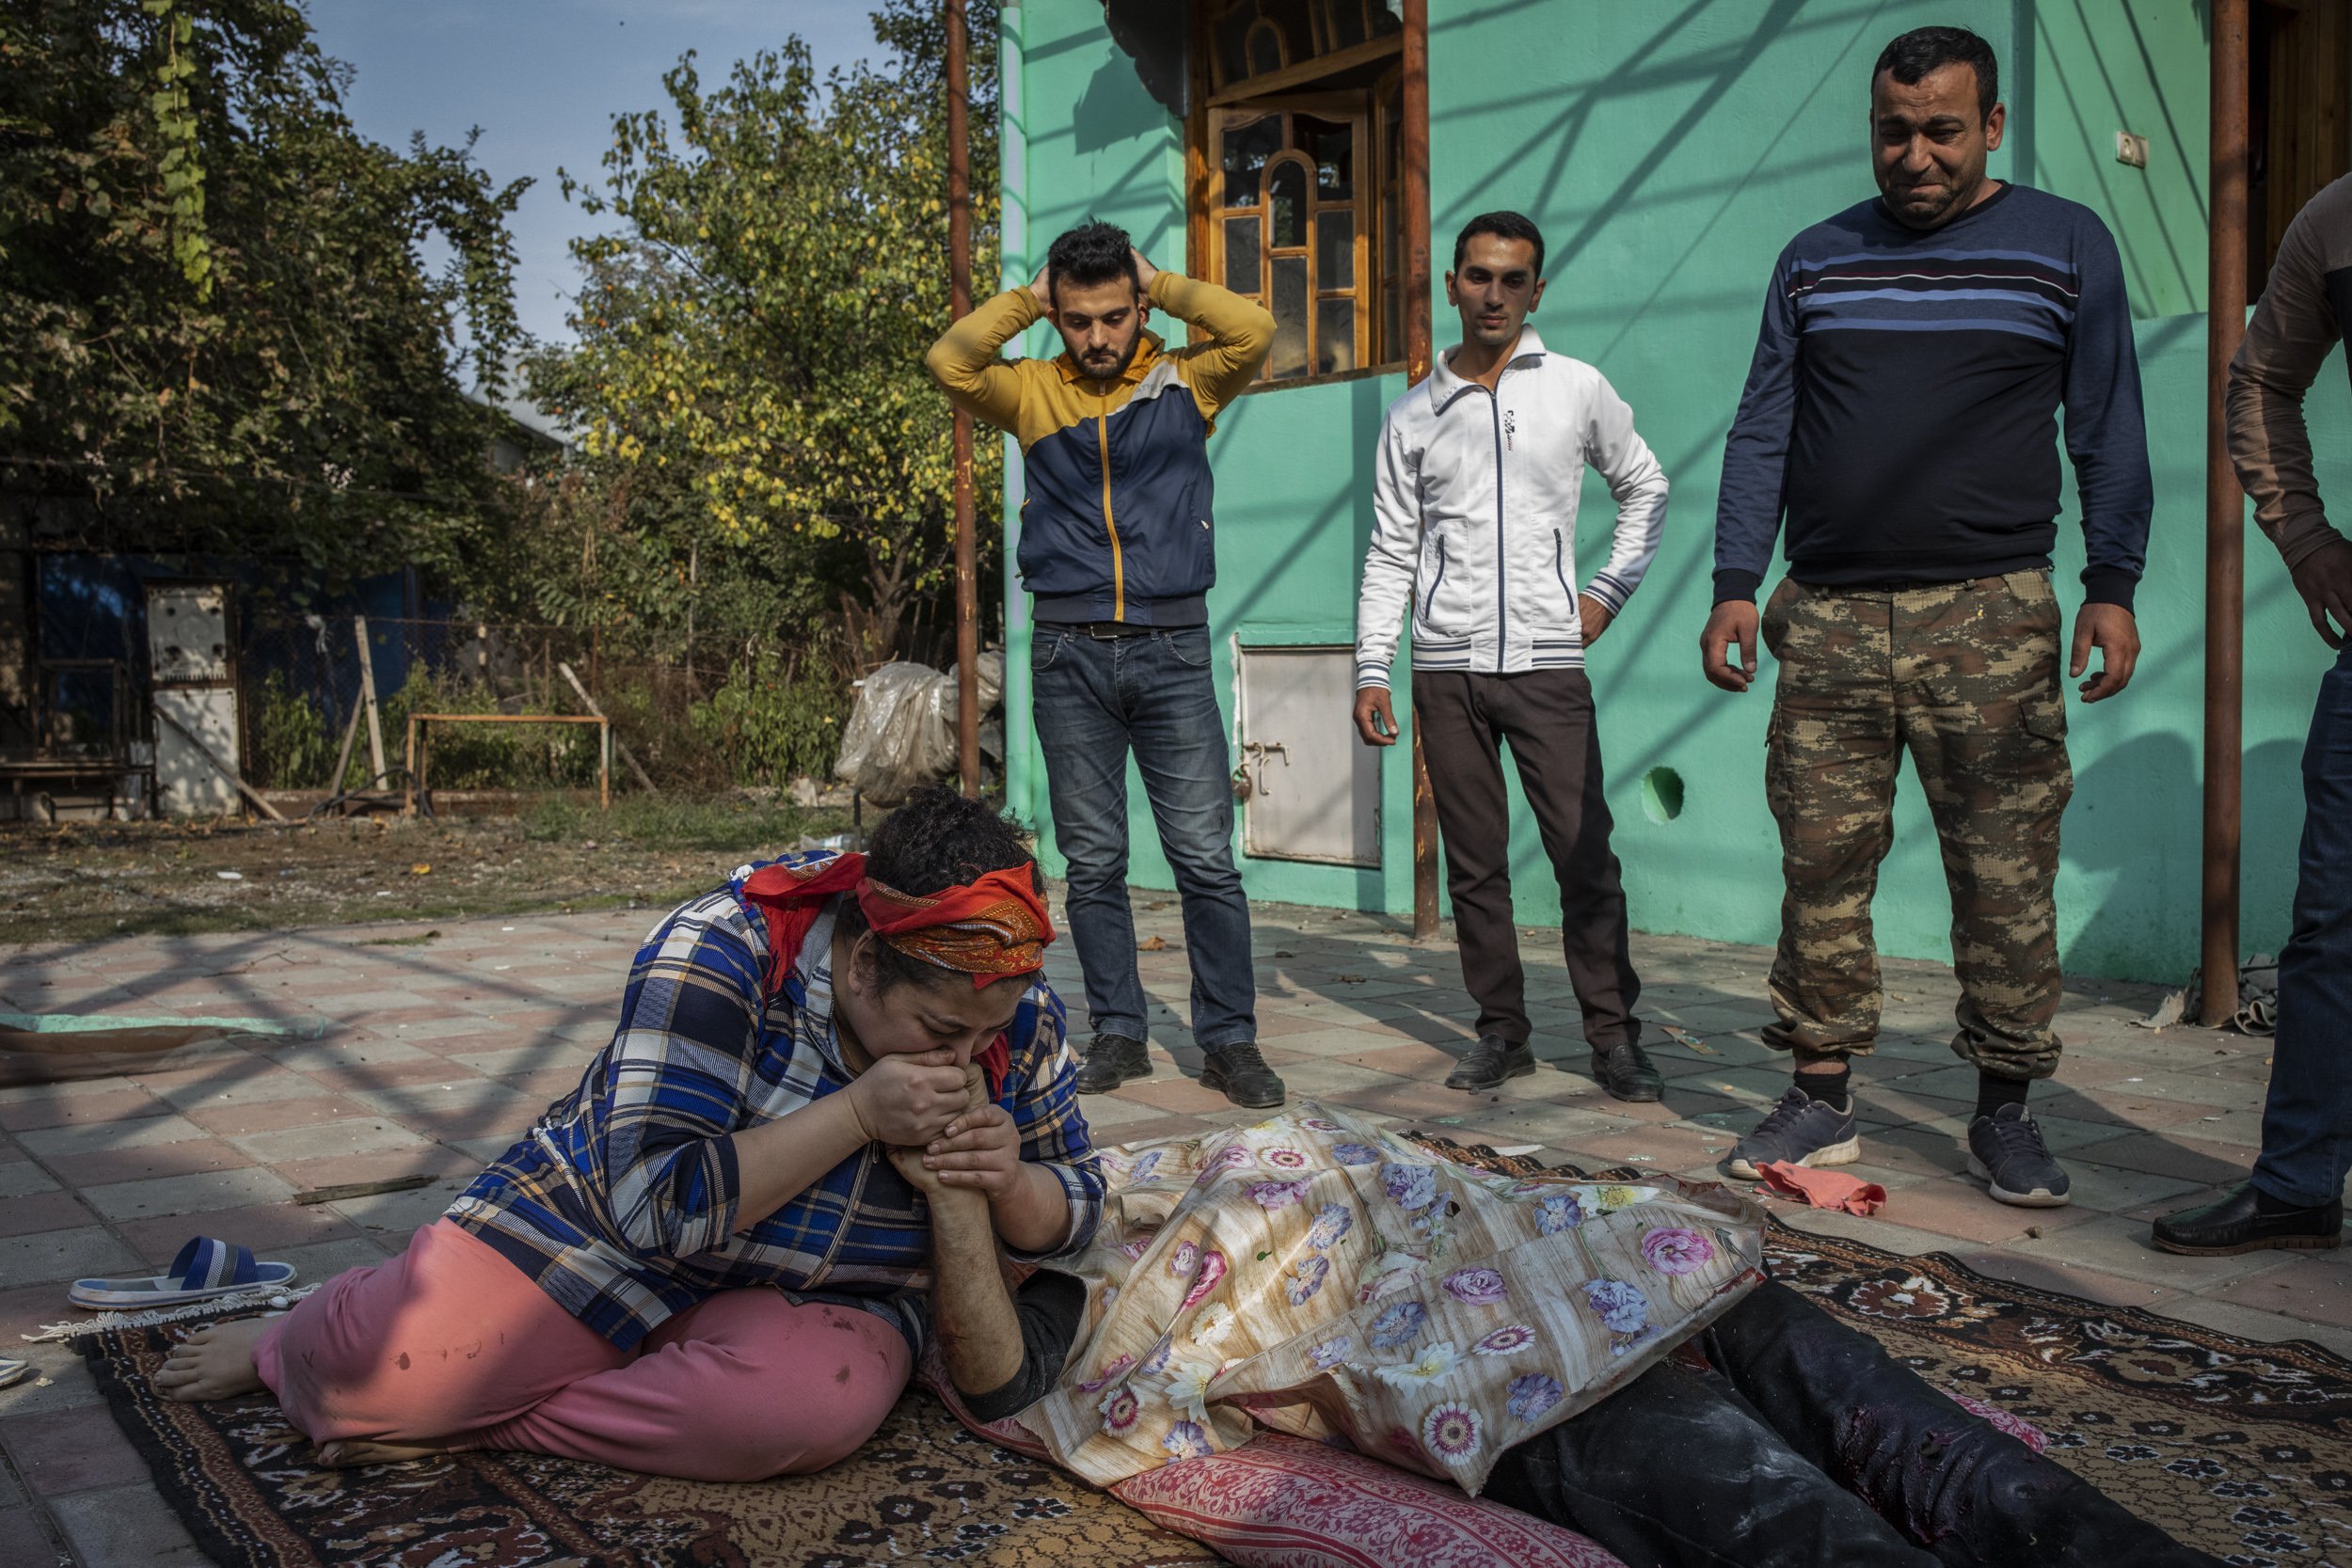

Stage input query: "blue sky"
[{"left": 309, "top": 1, "right": 884, "bottom": 347}]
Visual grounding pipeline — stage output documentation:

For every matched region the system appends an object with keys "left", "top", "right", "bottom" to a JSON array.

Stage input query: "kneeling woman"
[{"left": 155, "top": 788, "right": 1103, "bottom": 1481}]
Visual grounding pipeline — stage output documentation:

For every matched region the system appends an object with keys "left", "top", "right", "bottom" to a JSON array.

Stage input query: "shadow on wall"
[
  {"left": 1075, "top": 53, "right": 1173, "bottom": 154},
  {"left": 2058, "top": 732, "right": 2306, "bottom": 980}
]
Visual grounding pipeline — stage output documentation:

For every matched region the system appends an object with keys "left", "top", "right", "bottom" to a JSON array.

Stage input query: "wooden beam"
[
  {"left": 353, "top": 617, "right": 387, "bottom": 784},
  {"left": 1401, "top": 0, "right": 1438, "bottom": 944},
  {"left": 948, "top": 0, "right": 980, "bottom": 798},
  {"left": 153, "top": 703, "right": 287, "bottom": 822},
  {"left": 1206, "top": 34, "right": 1402, "bottom": 106},
  {"left": 557, "top": 662, "right": 658, "bottom": 793},
  {"left": 2201, "top": 0, "right": 2251, "bottom": 1024}
]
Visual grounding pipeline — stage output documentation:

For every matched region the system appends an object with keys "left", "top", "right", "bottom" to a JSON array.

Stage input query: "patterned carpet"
[{"left": 73, "top": 1140, "right": 2352, "bottom": 1568}]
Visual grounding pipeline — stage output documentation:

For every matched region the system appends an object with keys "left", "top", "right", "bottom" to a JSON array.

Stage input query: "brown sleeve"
[{"left": 2226, "top": 174, "right": 2352, "bottom": 569}]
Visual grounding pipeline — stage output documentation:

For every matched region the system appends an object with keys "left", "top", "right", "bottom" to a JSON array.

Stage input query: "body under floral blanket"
[{"left": 1014, "top": 1102, "right": 1766, "bottom": 1494}]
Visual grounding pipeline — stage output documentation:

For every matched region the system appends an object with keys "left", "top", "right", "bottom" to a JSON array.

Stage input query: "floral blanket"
[{"left": 1016, "top": 1104, "right": 1767, "bottom": 1495}]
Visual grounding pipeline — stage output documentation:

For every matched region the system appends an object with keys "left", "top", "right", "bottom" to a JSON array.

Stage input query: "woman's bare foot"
[
  {"left": 153, "top": 1317, "right": 271, "bottom": 1403},
  {"left": 314, "top": 1437, "right": 444, "bottom": 1467}
]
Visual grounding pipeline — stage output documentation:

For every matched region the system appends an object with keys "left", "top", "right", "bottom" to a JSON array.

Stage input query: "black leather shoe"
[
  {"left": 1200, "top": 1042, "right": 1285, "bottom": 1108},
  {"left": 2153, "top": 1182, "right": 2343, "bottom": 1257},
  {"left": 1591, "top": 1039, "right": 1663, "bottom": 1103},
  {"left": 1445, "top": 1035, "right": 1535, "bottom": 1091},
  {"left": 1072, "top": 1034, "right": 1151, "bottom": 1094}
]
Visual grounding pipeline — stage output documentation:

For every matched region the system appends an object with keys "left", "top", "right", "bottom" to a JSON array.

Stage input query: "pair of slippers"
[{"left": 68, "top": 1236, "right": 298, "bottom": 1312}]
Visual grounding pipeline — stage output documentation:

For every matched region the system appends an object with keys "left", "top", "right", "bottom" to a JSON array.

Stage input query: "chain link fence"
[{"left": 237, "top": 617, "right": 856, "bottom": 795}]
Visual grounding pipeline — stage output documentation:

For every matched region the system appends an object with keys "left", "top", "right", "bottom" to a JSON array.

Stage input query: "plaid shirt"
[{"left": 448, "top": 852, "right": 1104, "bottom": 1352}]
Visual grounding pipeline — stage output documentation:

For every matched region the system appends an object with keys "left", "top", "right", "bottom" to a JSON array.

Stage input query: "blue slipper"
[{"left": 69, "top": 1236, "right": 296, "bottom": 1310}]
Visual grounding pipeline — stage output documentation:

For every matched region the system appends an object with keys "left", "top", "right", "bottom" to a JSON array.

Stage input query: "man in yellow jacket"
[{"left": 925, "top": 220, "right": 1282, "bottom": 1109}]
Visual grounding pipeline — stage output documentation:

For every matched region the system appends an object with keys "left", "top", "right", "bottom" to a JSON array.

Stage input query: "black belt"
[{"left": 1036, "top": 621, "right": 1197, "bottom": 639}]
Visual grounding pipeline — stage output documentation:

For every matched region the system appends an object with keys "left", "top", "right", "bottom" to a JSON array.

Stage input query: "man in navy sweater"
[{"left": 1701, "top": 27, "right": 2153, "bottom": 1208}]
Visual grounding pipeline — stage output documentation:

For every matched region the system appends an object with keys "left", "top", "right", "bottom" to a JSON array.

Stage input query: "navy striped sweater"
[{"left": 1714, "top": 182, "right": 2153, "bottom": 609}]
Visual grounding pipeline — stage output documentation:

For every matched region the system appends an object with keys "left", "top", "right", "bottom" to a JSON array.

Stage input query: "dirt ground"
[{"left": 0, "top": 797, "right": 852, "bottom": 946}]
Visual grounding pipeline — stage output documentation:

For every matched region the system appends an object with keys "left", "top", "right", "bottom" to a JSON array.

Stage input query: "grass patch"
[{"left": 522, "top": 795, "right": 839, "bottom": 852}]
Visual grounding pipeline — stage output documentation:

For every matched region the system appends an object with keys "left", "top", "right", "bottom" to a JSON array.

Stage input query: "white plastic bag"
[{"left": 832, "top": 653, "right": 1005, "bottom": 805}]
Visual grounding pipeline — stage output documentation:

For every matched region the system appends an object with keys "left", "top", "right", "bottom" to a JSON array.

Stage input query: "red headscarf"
[{"left": 737, "top": 851, "right": 1056, "bottom": 1101}]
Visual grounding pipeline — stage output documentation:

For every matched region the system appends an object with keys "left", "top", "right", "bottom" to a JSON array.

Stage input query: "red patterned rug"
[{"left": 72, "top": 1139, "right": 2352, "bottom": 1567}]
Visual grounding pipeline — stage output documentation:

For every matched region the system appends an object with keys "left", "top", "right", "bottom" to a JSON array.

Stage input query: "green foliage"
[
  {"left": 0, "top": 0, "right": 526, "bottom": 583},
  {"left": 689, "top": 647, "right": 851, "bottom": 787},
  {"left": 248, "top": 668, "right": 337, "bottom": 788},
  {"left": 514, "top": 0, "right": 1004, "bottom": 661},
  {"left": 378, "top": 670, "right": 599, "bottom": 793}
]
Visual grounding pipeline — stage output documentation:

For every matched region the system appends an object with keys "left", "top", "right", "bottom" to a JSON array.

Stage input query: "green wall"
[{"left": 1004, "top": 0, "right": 2347, "bottom": 987}]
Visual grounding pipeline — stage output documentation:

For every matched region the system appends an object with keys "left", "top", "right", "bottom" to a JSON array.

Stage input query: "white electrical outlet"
[{"left": 2116, "top": 131, "right": 2150, "bottom": 168}]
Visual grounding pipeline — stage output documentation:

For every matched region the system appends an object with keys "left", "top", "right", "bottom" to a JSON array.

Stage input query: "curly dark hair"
[
  {"left": 1873, "top": 26, "right": 1998, "bottom": 121},
  {"left": 1044, "top": 219, "right": 1140, "bottom": 305},
  {"left": 839, "top": 785, "right": 1042, "bottom": 995}
]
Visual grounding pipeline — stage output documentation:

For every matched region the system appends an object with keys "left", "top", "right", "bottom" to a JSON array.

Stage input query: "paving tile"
[
  {"left": 0, "top": 1190, "right": 98, "bottom": 1241},
  {"left": 2214, "top": 1254, "right": 2352, "bottom": 1330},
  {"left": 2152, "top": 1295, "right": 2352, "bottom": 1362},
  {"left": 0, "top": 1087, "right": 165, "bottom": 1133},
  {"left": 1942, "top": 1247, "right": 2188, "bottom": 1308},
  {"left": 180, "top": 1094, "right": 385, "bottom": 1137},
  {"left": 0, "top": 1350, "right": 101, "bottom": 1419},
  {"left": 81, "top": 1165, "right": 297, "bottom": 1223},
  {"left": 14, "top": 1114, "right": 213, "bottom": 1159},
  {"left": 0, "top": 1402, "right": 151, "bottom": 1497},
  {"left": 0, "top": 1227, "right": 139, "bottom": 1291},
  {"left": 115, "top": 1199, "right": 365, "bottom": 1267},
  {"left": 228, "top": 1117, "right": 429, "bottom": 1165},
  {"left": 144, "top": 1067, "right": 331, "bottom": 1112},
  {"left": 0, "top": 1162, "right": 60, "bottom": 1199},
  {"left": 2064, "top": 1130, "right": 2259, "bottom": 1187},
  {"left": 1768, "top": 1208, "right": 1965, "bottom": 1259},
  {"left": 0, "top": 1504, "right": 65, "bottom": 1567},
  {"left": 44, "top": 1135, "right": 254, "bottom": 1188},
  {"left": 47, "top": 1481, "right": 205, "bottom": 1566},
  {"left": 266, "top": 1144, "right": 477, "bottom": 1194}
]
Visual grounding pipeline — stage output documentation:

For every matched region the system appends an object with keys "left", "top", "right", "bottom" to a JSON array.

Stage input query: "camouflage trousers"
[{"left": 1759, "top": 572, "right": 2073, "bottom": 1080}]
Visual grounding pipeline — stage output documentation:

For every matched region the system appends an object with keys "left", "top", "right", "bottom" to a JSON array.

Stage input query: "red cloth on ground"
[{"left": 1755, "top": 1161, "right": 1888, "bottom": 1216}]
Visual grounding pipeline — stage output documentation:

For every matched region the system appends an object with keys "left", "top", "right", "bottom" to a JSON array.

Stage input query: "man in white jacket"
[{"left": 1352, "top": 212, "right": 1670, "bottom": 1100}]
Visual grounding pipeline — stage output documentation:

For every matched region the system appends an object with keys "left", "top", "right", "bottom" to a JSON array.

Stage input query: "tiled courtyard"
[{"left": 0, "top": 892, "right": 2340, "bottom": 1565}]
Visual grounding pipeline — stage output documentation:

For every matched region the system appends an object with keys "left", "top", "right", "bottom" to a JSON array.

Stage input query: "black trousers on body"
[
  {"left": 1411, "top": 667, "right": 1641, "bottom": 1050},
  {"left": 1483, "top": 1280, "right": 2223, "bottom": 1568}
]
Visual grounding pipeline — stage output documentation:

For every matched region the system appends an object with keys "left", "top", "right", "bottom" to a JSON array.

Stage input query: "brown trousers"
[{"left": 1411, "top": 667, "right": 1642, "bottom": 1050}]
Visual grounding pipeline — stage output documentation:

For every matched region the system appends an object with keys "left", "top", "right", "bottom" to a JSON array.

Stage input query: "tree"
[
  {"left": 532, "top": 0, "right": 1003, "bottom": 663},
  {"left": 0, "top": 0, "right": 526, "bottom": 585}
]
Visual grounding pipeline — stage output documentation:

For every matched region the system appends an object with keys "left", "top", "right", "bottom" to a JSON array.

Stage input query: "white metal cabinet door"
[{"left": 1236, "top": 645, "right": 1379, "bottom": 866}]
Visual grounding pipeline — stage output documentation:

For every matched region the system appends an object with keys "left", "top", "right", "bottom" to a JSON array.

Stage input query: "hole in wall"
[{"left": 1640, "top": 767, "right": 1684, "bottom": 825}]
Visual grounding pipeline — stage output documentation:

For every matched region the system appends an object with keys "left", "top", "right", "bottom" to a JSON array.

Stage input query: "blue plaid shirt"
[{"left": 449, "top": 852, "right": 1104, "bottom": 1352}]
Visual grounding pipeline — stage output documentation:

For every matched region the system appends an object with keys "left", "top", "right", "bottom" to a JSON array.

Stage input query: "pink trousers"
[{"left": 253, "top": 1219, "right": 912, "bottom": 1481}]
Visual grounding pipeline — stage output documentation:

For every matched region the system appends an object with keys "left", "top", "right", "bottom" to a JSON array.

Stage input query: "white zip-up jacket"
[{"left": 1354, "top": 328, "right": 1669, "bottom": 689}]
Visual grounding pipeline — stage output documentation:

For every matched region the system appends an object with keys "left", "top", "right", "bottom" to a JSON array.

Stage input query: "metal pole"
[
  {"left": 2201, "top": 0, "right": 2250, "bottom": 1025},
  {"left": 1402, "top": 0, "right": 1438, "bottom": 942},
  {"left": 948, "top": 0, "right": 981, "bottom": 799}
]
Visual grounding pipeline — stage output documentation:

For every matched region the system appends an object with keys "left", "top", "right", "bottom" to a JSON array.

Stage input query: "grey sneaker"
[
  {"left": 1966, "top": 1103, "right": 2072, "bottom": 1207},
  {"left": 1719, "top": 1085, "right": 1861, "bottom": 1180}
]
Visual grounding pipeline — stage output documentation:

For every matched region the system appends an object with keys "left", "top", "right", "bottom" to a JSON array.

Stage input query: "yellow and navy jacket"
[{"left": 925, "top": 274, "right": 1275, "bottom": 626}]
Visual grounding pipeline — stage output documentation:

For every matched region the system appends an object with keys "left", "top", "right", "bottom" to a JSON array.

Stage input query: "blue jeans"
[
  {"left": 2254, "top": 640, "right": 2352, "bottom": 1210},
  {"left": 1029, "top": 625, "right": 1256, "bottom": 1052}
]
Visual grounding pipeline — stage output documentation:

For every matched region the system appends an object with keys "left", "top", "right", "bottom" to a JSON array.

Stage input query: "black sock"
[
  {"left": 1974, "top": 1073, "right": 2030, "bottom": 1119},
  {"left": 1794, "top": 1065, "right": 1850, "bottom": 1107}
]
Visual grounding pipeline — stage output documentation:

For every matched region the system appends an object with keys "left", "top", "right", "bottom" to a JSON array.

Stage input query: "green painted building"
[{"left": 993, "top": 0, "right": 2352, "bottom": 984}]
